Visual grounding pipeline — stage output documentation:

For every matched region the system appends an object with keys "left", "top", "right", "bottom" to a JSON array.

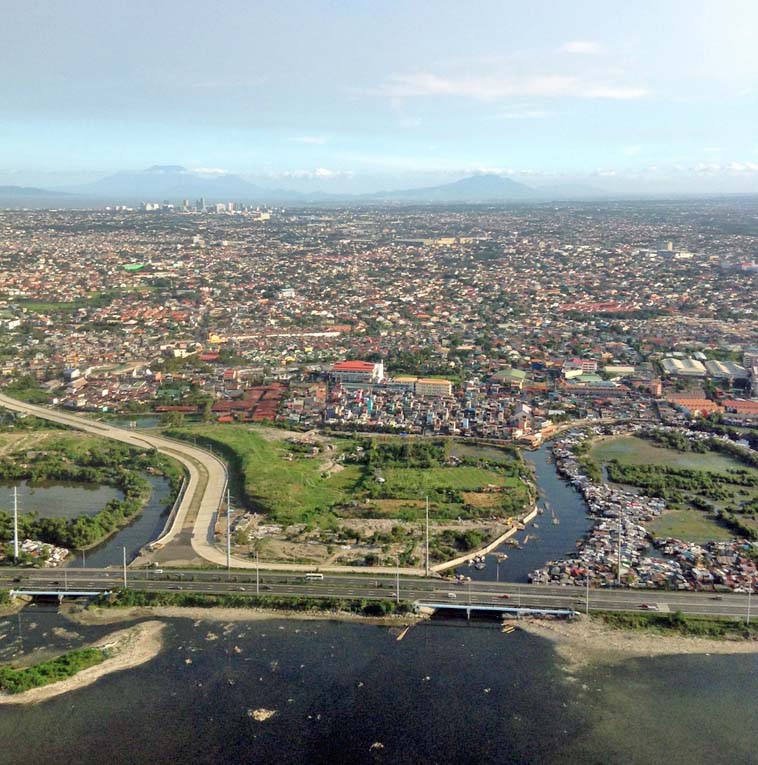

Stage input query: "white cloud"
[
  {"left": 374, "top": 72, "right": 648, "bottom": 101},
  {"left": 191, "top": 167, "right": 229, "bottom": 176},
  {"left": 559, "top": 40, "right": 605, "bottom": 55},
  {"left": 489, "top": 107, "right": 554, "bottom": 120},
  {"left": 623, "top": 145, "right": 642, "bottom": 156},
  {"left": 293, "top": 136, "right": 329, "bottom": 145}
]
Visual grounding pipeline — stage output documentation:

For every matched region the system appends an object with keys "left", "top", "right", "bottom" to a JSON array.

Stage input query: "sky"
[{"left": 2, "top": 0, "right": 758, "bottom": 193}]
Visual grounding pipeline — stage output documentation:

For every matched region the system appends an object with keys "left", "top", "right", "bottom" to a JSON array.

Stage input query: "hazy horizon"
[{"left": 3, "top": 0, "right": 758, "bottom": 194}]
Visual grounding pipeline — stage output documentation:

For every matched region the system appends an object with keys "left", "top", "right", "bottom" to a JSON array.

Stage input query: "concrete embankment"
[{"left": 431, "top": 505, "right": 540, "bottom": 574}]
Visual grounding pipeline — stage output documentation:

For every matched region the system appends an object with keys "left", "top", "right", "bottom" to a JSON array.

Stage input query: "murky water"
[
  {"left": 0, "top": 480, "right": 123, "bottom": 519},
  {"left": 0, "top": 607, "right": 755, "bottom": 764}
]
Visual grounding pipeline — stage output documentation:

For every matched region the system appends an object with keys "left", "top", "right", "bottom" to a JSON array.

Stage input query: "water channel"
[
  {"left": 0, "top": 476, "right": 172, "bottom": 569},
  {"left": 460, "top": 443, "right": 593, "bottom": 583}
]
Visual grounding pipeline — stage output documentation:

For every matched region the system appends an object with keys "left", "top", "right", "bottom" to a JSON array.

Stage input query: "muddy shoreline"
[{"left": 517, "top": 615, "right": 758, "bottom": 671}]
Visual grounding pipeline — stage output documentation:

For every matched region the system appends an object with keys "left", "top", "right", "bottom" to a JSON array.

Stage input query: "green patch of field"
[
  {"left": 0, "top": 647, "right": 106, "bottom": 694},
  {"left": 381, "top": 466, "right": 512, "bottom": 494},
  {"left": 171, "top": 425, "right": 529, "bottom": 524},
  {"left": 591, "top": 436, "right": 754, "bottom": 475},
  {"left": 647, "top": 508, "right": 734, "bottom": 544},
  {"left": 449, "top": 443, "right": 516, "bottom": 462}
]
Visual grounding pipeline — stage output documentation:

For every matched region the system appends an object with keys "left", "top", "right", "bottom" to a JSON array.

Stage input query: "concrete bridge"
[
  {"left": 10, "top": 590, "right": 107, "bottom": 601},
  {"left": 415, "top": 600, "right": 577, "bottom": 620}
]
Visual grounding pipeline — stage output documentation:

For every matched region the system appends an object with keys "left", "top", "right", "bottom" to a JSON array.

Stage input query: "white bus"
[{"left": 304, "top": 572, "right": 324, "bottom": 581}]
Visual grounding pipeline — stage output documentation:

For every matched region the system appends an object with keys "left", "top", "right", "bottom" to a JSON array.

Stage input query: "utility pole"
[
  {"left": 256, "top": 550, "right": 260, "bottom": 596},
  {"left": 396, "top": 555, "right": 400, "bottom": 605},
  {"left": 617, "top": 515, "right": 622, "bottom": 587},
  {"left": 425, "top": 495, "right": 430, "bottom": 577},
  {"left": 748, "top": 586, "right": 752, "bottom": 626},
  {"left": 13, "top": 487, "right": 19, "bottom": 563},
  {"left": 122, "top": 546, "right": 128, "bottom": 589},
  {"left": 226, "top": 487, "right": 232, "bottom": 576},
  {"left": 586, "top": 568, "right": 591, "bottom": 616}
]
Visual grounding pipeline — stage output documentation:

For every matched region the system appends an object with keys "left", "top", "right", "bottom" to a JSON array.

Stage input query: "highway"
[{"left": 0, "top": 568, "right": 753, "bottom": 621}]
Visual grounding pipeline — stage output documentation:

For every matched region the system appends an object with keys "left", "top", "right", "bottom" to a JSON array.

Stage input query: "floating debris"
[
  {"left": 205, "top": 632, "right": 218, "bottom": 641},
  {"left": 184, "top": 658, "right": 193, "bottom": 665},
  {"left": 369, "top": 742, "right": 385, "bottom": 752},
  {"left": 248, "top": 708, "right": 277, "bottom": 722},
  {"left": 233, "top": 646, "right": 243, "bottom": 654}
]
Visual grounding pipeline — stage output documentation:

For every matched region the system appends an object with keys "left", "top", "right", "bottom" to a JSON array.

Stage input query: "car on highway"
[
  {"left": 447, "top": 592, "right": 457, "bottom": 599},
  {"left": 639, "top": 603, "right": 658, "bottom": 610},
  {"left": 498, "top": 594, "right": 511, "bottom": 599},
  {"left": 236, "top": 586, "right": 246, "bottom": 591}
]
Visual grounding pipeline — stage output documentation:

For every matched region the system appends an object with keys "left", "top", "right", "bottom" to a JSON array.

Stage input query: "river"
[
  {"left": 463, "top": 444, "right": 593, "bottom": 583},
  {"left": 0, "top": 607, "right": 756, "bottom": 764},
  {"left": 68, "top": 475, "right": 172, "bottom": 568}
]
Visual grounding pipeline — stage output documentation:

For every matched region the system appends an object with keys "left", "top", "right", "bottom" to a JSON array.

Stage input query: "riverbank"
[
  {"left": 0, "top": 594, "right": 30, "bottom": 617},
  {"left": 0, "top": 620, "right": 165, "bottom": 705},
  {"left": 518, "top": 614, "right": 758, "bottom": 671},
  {"left": 65, "top": 604, "right": 422, "bottom": 629}
]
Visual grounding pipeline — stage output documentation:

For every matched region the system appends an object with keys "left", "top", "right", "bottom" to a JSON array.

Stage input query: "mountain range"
[{"left": 0, "top": 166, "right": 605, "bottom": 206}]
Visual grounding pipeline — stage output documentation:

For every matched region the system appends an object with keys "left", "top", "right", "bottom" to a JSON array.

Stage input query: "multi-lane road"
[
  {"left": 0, "top": 568, "right": 753, "bottom": 621},
  {"left": 1, "top": 393, "right": 754, "bottom": 622}
]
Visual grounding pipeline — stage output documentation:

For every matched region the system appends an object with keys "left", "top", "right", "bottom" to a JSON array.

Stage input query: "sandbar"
[{"left": 0, "top": 620, "right": 166, "bottom": 705}]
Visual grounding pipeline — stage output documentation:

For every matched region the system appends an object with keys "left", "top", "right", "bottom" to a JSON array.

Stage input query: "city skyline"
[{"left": 2, "top": 0, "right": 758, "bottom": 194}]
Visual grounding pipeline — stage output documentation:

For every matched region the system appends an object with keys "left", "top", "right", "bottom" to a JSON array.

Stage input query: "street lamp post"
[
  {"left": 586, "top": 569, "right": 591, "bottom": 616},
  {"left": 748, "top": 586, "right": 752, "bottom": 626},
  {"left": 256, "top": 551, "right": 260, "bottom": 596},
  {"left": 396, "top": 555, "right": 400, "bottom": 605}
]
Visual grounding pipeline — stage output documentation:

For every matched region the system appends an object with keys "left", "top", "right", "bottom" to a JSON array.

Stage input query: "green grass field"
[
  {"left": 171, "top": 425, "right": 526, "bottom": 524},
  {"left": 592, "top": 435, "right": 758, "bottom": 543},
  {"left": 647, "top": 508, "right": 735, "bottom": 544},
  {"left": 591, "top": 436, "right": 755, "bottom": 474},
  {"left": 381, "top": 466, "right": 513, "bottom": 494}
]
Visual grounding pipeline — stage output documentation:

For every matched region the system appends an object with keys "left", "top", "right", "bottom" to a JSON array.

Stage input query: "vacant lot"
[
  {"left": 647, "top": 508, "right": 735, "bottom": 544},
  {"left": 171, "top": 425, "right": 528, "bottom": 525},
  {"left": 591, "top": 436, "right": 751, "bottom": 474}
]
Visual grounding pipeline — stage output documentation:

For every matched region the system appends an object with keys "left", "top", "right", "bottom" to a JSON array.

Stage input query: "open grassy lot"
[
  {"left": 381, "top": 466, "right": 512, "bottom": 494},
  {"left": 591, "top": 436, "right": 754, "bottom": 475},
  {"left": 647, "top": 508, "right": 735, "bottom": 544},
  {"left": 591, "top": 434, "right": 758, "bottom": 543},
  {"left": 170, "top": 425, "right": 529, "bottom": 525}
]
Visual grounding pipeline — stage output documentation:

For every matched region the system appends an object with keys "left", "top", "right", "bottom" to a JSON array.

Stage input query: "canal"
[
  {"left": 0, "top": 476, "right": 172, "bottom": 569},
  {"left": 464, "top": 443, "right": 593, "bottom": 583}
]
